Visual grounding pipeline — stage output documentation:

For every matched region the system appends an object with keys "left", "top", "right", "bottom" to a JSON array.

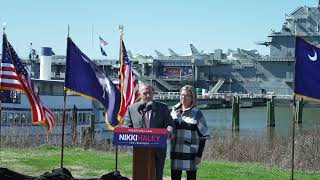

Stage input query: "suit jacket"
[
  {"left": 124, "top": 100, "right": 172, "bottom": 129},
  {"left": 124, "top": 100, "right": 173, "bottom": 157}
]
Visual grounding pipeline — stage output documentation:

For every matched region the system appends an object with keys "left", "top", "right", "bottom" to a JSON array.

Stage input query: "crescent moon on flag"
[
  {"left": 81, "top": 54, "right": 90, "bottom": 63},
  {"left": 308, "top": 49, "right": 318, "bottom": 61}
]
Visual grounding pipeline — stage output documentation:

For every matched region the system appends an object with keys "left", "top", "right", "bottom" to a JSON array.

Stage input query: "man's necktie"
[{"left": 144, "top": 111, "right": 150, "bottom": 128}]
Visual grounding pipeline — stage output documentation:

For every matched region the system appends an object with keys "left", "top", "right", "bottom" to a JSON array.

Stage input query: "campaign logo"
[{"left": 113, "top": 128, "right": 168, "bottom": 147}]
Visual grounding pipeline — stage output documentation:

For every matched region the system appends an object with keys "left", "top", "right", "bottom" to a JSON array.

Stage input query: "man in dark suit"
[{"left": 124, "top": 83, "right": 173, "bottom": 180}]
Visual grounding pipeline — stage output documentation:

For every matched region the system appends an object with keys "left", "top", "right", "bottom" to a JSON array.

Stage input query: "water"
[{"left": 201, "top": 106, "right": 320, "bottom": 137}]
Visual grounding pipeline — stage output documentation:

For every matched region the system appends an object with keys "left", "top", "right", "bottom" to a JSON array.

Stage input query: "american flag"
[
  {"left": 0, "top": 34, "right": 56, "bottom": 131},
  {"left": 43, "top": 105, "right": 56, "bottom": 131},
  {"left": 99, "top": 36, "right": 108, "bottom": 46},
  {"left": 100, "top": 45, "right": 107, "bottom": 56},
  {"left": 117, "top": 40, "right": 139, "bottom": 122}
]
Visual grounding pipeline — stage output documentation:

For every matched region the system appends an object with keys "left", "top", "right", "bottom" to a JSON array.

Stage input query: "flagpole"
[
  {"left": 290, "top": 33, "right": 298, "bottom": 180},
  {"left": 0, "top": 33, "right": 3, "bottom": 150},
  {"left": 290, "top": 95, "right": 296, "bottom": 180},
  {"left": 0, "top": 24, "right": 6, "bottom": 149},
  {"left": 60, "top": 90, "right": 67, "bottom": 168},
  {"left": 291, "top": 94, "right": 296, "bottom": 180},
  {"left": 115, "top": 24, "right": 124, "bottom": 173},
  {"left": 290, "top": 39, "right": 296, "bottom": 179},
  {"left": 60, "top": 26, "right": 70, "bottom": 168},
  {"left": 0, "top": 98, "right": 2, "bottom": 149}
]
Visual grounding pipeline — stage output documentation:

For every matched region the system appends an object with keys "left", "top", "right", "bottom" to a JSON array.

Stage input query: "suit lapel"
[{"left": 135, "top": 102, "right": 144, "bottom": 128}]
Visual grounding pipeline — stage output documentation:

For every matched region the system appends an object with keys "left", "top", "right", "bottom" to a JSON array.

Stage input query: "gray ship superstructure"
[
  {"left": 255, "top": 3, "right": 320, "bottom": 94},
  {"left": 135, "top": 45, "right": 265, "bottom": 94}
]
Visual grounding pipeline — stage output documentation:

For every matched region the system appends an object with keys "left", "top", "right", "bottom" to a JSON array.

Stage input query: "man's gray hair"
[
  {"left": 139, "top": 82, "right": 152, "bottom": 87},
  {"left": 139, "top": 82, "right": 152, "bottom": 90}
]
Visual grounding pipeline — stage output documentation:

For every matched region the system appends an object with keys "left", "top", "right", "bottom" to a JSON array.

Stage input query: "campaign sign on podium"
[
  {"left": 113, "top": 127, "right": 168, "bottom": 147},
  {"left": 113, "top": 127, "right": 168, "bottom": 180}
]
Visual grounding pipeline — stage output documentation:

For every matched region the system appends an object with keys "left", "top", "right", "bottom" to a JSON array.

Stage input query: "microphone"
[
  {"left": 137, "top": 102, "right": 147, "bottom": 114},
  {"left": 145, "top": 101, "right": 153, "bottom": 112}
]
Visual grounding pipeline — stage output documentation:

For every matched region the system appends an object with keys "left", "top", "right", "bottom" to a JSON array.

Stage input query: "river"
[{"left": 201, "top": 106, "right": 320, "bottom": 137}]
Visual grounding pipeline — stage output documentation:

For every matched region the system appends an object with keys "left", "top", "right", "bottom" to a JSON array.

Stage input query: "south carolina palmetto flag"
[
  {"left": 0, "top": 33, "right": 56, "bottom": 131},
  {"left": 294, "top": 36, "right": 320, "bottom": 101},
  {"left": 65, "top": 37, "right": 121, "bottom": 129}
]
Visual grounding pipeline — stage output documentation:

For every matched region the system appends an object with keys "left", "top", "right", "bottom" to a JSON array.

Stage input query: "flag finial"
[
  {"left": 3, "top": 22, "right": 6, "bottom": 33},
  {"left": 67, "top": 25, "right": 70, "bottom": 37},
  {"left": 119, "top": 24, "right": 124, "bottom": 35}
]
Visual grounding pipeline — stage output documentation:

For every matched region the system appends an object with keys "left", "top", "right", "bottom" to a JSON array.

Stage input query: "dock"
[{"left": 154, "top": 92, "right": 293, "bottom": 108}]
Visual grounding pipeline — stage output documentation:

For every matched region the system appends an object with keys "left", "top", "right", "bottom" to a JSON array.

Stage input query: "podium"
[
  {"left": 113, "top": 127, "right": 168, "bottom": 180},
  {"left": 133, "top": 147, "right": 155, "bottom": 180}
]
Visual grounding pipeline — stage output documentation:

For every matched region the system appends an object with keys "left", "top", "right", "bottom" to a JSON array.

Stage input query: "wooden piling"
[
  {"left": 267, "top": 96, "right": 275, "bottom": 127},
  {"left": 71, "top": 105, "right": 78, "bottom": 145},
  {"left": 267, "top": 127, "right": 275, "bottom": 142},
  {"left": 295, "top": 98, "right": 303, "bottom": 123},
  {"left": 232, "top": 96, "right": 240, "bottom": 132},
  {"left": 81, "top": 127, "right": 90, "bottom": 149},
  {"left": 89, "top": 114, "right": 95, "bottom": 145}
]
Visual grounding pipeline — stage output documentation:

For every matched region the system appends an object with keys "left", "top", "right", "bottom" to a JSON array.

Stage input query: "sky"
[{"left": 0, "top": 0, "right": 317, "bottom": 59}]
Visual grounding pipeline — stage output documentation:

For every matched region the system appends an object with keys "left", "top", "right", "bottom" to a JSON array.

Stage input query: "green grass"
[{"left": 1, "top": 145, "right": 320, "bottom": 179}]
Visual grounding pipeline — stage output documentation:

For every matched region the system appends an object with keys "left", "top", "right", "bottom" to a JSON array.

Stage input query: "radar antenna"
[{"left": 29, "top": 43, "right": 39, "bottom": 61}]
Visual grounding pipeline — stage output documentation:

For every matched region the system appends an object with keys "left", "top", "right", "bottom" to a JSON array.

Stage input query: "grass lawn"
[{"left": 1, "top": 145, "right": 320, "bottom": 179}]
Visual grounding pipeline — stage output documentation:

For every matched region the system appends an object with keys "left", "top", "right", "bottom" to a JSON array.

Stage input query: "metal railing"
[{"left": 154, "top": 92, "right": 293, "bottom": 100}]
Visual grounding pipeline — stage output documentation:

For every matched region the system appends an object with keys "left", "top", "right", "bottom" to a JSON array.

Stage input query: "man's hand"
[
  {"left": 195, "top": 157, "right": 201, "bottom": 165},
  {"left": 169, "top": 133, "right": 175, "bottom": 141}
]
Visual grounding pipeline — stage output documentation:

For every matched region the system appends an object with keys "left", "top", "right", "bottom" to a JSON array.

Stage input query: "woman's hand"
[
  {"left": 167, "top": 126, "right": 175, "bottom": 140},
  {"left": 169, "top": 133, "right": 175, "bottom": 141}
]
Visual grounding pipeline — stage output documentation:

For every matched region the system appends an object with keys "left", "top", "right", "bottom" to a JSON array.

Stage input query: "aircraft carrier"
[
  {"left": 0, "top": 2, "right": 319, "bottom": 135},
  {"left": 10, "top": 2, "right": 320, "bottom": 98}
]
